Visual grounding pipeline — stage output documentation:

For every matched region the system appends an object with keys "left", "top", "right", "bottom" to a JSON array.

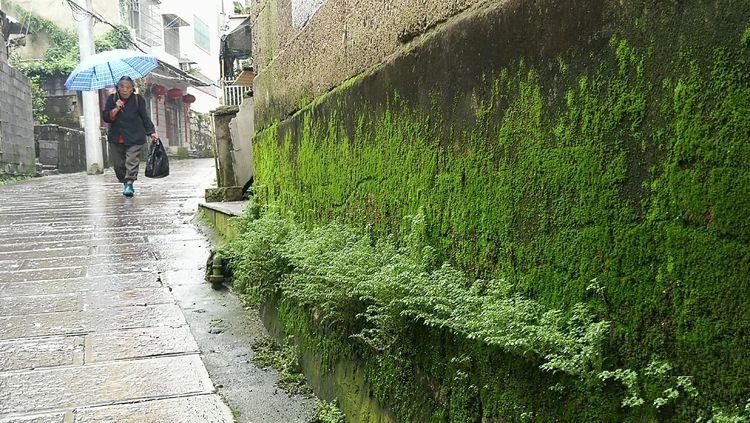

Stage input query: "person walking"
[{"left": 102, "top": 76, "right": 159, "bottom": 197}]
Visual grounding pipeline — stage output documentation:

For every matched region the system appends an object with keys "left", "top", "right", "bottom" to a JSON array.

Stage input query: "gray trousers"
[{"left": 109, "top": 143, "right": 144, "bottom": 183}]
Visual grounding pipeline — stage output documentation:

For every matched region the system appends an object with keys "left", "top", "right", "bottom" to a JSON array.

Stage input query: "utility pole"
[{"left": 76, "top": 0, "right": 104, "bottom": 174}]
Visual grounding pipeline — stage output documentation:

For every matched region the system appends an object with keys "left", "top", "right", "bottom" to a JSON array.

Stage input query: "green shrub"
[
  {"left": 224, "top": 209, "right": 294, "bottom": 305},
  {"left": 223, "top": 203, "right": 619, "bottom": 418}
]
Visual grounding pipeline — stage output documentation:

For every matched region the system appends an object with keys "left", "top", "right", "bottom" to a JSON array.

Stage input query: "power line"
[{"left": 61, "top": 0, "right": 221, "bottom": 88}]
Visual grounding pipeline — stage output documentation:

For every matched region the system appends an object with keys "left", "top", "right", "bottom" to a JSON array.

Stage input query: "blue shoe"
[{"left": 123, "top": 183, "right": 134, "bottom": 197}]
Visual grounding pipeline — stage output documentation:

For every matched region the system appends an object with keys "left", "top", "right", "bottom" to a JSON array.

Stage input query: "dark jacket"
[{"left": 102, "top": 93, "right": 155, "bottom": 145}]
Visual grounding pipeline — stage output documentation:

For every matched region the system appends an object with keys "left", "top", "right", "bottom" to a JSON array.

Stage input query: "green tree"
[
  {"left": 28, "top": 75, "right": 48, "bottom": 124},
  {"left": 95, "top": 24, "right": 135, "bottom": 52}
]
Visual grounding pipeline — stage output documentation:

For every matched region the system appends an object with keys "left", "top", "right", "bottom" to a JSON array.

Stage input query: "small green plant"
[
  {"left": 599, "top": 359, "right": 700, "bottom": 411},
  {"left": 703, "top": 402, "right": 750, "bottom": 423},
  {"left": 0, "top": 175, "right": 31, "bottom": 186},
  {"left": 94, "top": 24, "right": 134, "bottom": 52},
  {"left": 313, "top": 400, "right": 346, "bottom": 423},
  {"left": 226, "top": 207, "right": 610, "bottom": 380}
]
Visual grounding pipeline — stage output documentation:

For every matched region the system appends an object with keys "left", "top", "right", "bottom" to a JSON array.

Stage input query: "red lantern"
[
  {"left": 182, "top": 94, "right": 196, "bottom": 104},
  {"left": 150, "top": 85, "right": 166, "bottom": 125},
  {"left": 150, "top": 84, "right": 166, "bottom": 96},
  {"left": 167, "top": 88, "right": 183, "bottom": 99}
]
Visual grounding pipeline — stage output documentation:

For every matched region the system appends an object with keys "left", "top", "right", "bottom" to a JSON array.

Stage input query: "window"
[
  {"left": 121, "top": 0, "right": 162, "bottom": 46},
  {"left": 163, "top": 16, "right": 181, "bottom": 56},
  {"left": 193, "top": 16, "right": 210, "bottom": 53}
]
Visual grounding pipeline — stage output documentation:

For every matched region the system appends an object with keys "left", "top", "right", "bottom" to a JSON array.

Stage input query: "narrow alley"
[{"left": 0, "top": 159, "right": 312, "bottom": 422}]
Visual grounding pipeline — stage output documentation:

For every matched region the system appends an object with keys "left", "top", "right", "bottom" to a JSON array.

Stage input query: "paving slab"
[
  {"left": 0, "top": 267, "right": 85, "bottom": 284},
  {"left": 73, "top": 394, "right": 233, "bottom": 423},
  {"left": 0, "top": 236, "right": 148, "bottom": 252},
  {"left": 0, "top": 336, "right": 84, "bottom": 371},
  {"left": 0, "top": 293, "right": 79, "bottom": 316},
  {"left": 81, "top": 287, "right": 174, "bottom": 309},
  {"left": 19, "top": 253, "right": 152, "bottom": 271},
  {"left": 0, "top": 412, "right": 67, "bottom": 423},
  {"left": 87, "top": 326, "right": 199, "bottom": 362},
  {"left": 0, "top": 247, "right": 91, "bottom": 261},
  {"left": 0, "top": 303, "right": 187, "bottom": 340},
  {"left": 0, "top": 275, "right": 163, "bottom": 298}
]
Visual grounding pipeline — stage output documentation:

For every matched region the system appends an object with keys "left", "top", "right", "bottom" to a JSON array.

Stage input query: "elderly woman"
[{"left": 102, "top": 76, "right": 159, "bottom": 197}]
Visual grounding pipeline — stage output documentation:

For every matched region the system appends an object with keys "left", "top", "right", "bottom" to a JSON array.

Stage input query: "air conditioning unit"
[{"left": 179, "top": 56, "right": 197, "bottom": 72}]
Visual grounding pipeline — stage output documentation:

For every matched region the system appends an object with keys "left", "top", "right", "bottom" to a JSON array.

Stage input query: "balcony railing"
[{"left": 222, "top": 79, "right": 246, "bottom": 106}]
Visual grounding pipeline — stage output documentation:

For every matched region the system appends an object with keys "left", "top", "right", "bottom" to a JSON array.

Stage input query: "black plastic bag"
[{"left": 145, "top": 138, "right": 169, "bottom": 178}]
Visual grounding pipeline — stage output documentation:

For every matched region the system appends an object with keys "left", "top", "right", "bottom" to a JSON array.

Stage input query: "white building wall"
[
  {"left": 177, "top": 8, "right": 222, "bottom": 82},
  {"left": 187, "top": 87, "right": 217, "bottom": 114}
]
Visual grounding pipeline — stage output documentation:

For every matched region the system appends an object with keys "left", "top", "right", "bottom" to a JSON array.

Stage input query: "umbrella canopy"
[{"left": 64, "top": 49, "right": 158, "bottom": 91}]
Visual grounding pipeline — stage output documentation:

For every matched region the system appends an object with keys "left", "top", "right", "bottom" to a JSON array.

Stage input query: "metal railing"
[{"left": 222, "top": 79, "right": 246, "bottom": 106}]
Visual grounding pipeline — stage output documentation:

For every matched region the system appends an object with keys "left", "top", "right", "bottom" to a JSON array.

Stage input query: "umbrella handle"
[{"left": 108, "top": 62, "right": 119, "bottom": 102}]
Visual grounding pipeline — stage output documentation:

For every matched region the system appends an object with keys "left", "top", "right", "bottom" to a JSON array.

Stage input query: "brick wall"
[{"left": 0, "top": 25, "right": 35, "bottom": 176}]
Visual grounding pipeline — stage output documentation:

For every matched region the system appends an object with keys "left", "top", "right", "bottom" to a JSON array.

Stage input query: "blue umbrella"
[{"left": 64, "top": 49, "right": 158, "bottom": 91}]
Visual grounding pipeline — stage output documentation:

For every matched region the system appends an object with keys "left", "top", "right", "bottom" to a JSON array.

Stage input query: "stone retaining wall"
[
  {"left": 0, "top": 19, "right": 35, "bottom": 176},
  {"left": 251, "top": 0, "right": 491, "bottom": 129}
]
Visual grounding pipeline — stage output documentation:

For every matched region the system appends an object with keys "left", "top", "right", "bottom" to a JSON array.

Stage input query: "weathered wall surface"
[
  {"left": 253, "top": 0, "right": 750, "bottom": 420},
  {"left": 0, "top": 28, "right": 35, "bottom": 176},
  {"left": 229, "top": 98, "right": 255, "bottom": 186},
  {"left": 35, "top": 124, "right": 86, "bottom": 173},
  {"left": 251, "top": 0, "right": 491, "bottom": 128},
  {"left": 41, "top": 75, "right": 83, "bottom": 129},
  {"left": 212, "top": 107, "right": 239, "bottom": 187}
]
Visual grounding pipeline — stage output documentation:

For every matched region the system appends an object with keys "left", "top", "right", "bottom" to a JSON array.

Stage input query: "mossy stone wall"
[
  {"left": 251, "top": 0, "right": 491, "bottom": 129},
  {"left": 252, "top": 0, "right": 750, "bottom": 419}
]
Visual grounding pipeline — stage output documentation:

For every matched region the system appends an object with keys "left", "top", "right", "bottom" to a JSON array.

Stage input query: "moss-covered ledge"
[{"left": 211, "top": 105, "right": 240, "bottom": 117}]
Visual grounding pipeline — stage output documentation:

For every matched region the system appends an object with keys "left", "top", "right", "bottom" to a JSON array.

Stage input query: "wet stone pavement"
[{"left": 0, "top": 159, "right": 314, "bottom": 423}]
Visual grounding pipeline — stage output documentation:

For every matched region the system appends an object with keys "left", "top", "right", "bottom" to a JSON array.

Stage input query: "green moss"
[{"left": 246, "top": 2, "right": 750, "bottom": 421}]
